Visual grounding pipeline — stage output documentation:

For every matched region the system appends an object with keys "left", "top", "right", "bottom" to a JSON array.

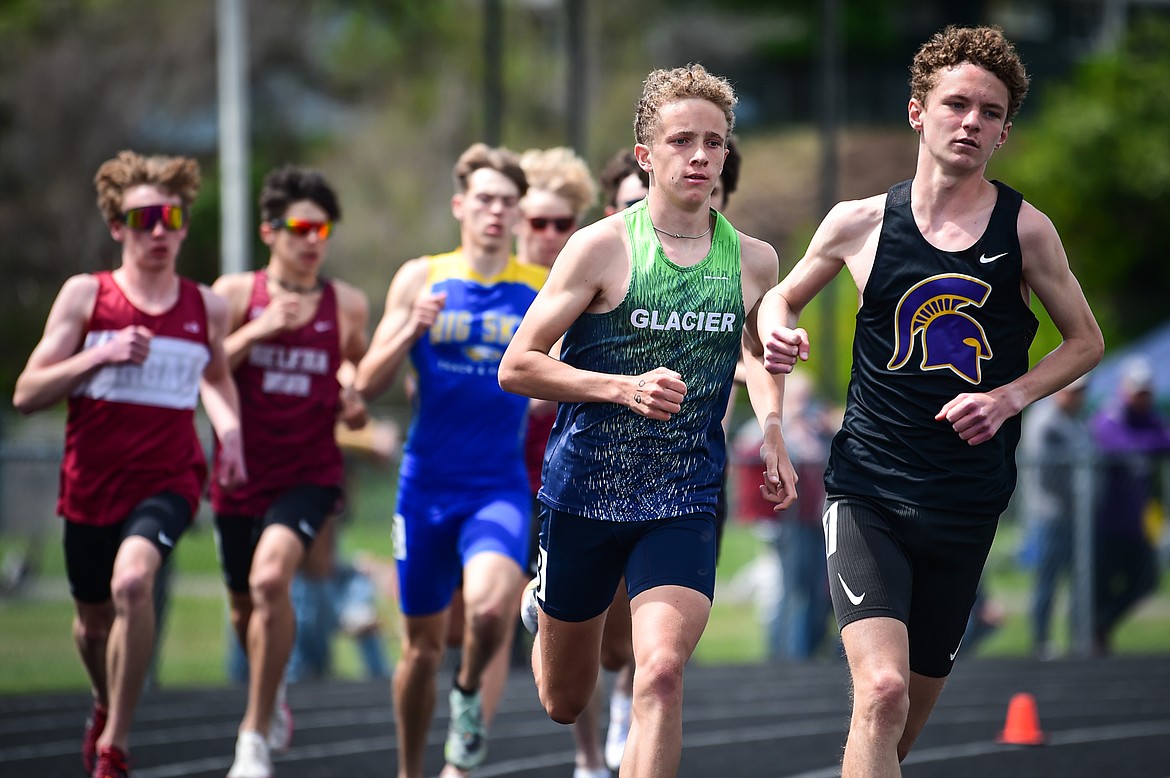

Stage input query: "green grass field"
[{"left": 2, "top": 461, "right": 1169, "bottom": 694}]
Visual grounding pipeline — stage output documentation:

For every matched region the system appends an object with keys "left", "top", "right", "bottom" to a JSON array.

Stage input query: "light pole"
[{"left": 216, "top": 0, "right": 251, "bottom": 276}]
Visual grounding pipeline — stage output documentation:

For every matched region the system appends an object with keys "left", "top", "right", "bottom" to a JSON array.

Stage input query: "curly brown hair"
[
  {"left": 909, "top": 25, "right": 1030, "bottom": 121},
  {"left": 633, "top": 63, "right": 737, "bottom": 146},
  {"left": 93, "top": 150, "right": 201, "bottom": 225}
]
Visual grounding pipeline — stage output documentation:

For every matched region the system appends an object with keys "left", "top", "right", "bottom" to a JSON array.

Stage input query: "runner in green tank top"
[{"left": 499, "top": 64, "right": 793, "bottom": 778}]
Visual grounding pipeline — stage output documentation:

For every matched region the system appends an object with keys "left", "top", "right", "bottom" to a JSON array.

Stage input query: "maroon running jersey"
[
  {"left": 60, "top": 272, "right": 210, "bottom": 526},
  {"left": 211, "top": 270, "right": 344, "bottom": 516}
]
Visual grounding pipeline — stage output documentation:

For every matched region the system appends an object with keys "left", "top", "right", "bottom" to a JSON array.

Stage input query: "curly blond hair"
[
  {"left": 94, "top": 150, "right": 201, "bottom": 224},
  {"left": 633, "top": 63, "right": 737, "bottom": 146},
  {"left": 910, "top": 25, "right": 1030, "bottom": 121},
  {"left": 518, "top": 147, "right": 598, "bottom": 218}
]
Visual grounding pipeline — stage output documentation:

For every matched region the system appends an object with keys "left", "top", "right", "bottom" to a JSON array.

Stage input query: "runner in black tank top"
[
  {"left": 757, "top": 26, "right": 1103, "bottom": 777},
  {"left": 826, "top": 178, "right": 1037, "bottom": 515}
]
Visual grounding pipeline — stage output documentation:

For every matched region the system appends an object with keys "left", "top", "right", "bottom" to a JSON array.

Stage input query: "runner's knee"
[
  {"left": 109, "top": 564, "right": 153, "bottom": 611},
  {"left": 854, "top": 669, "right": 909, "bottom": 731},
  {"left": 634, "top": 650, "right": 687, "bottom": 711},
  {"left": 540, "top": 682, "right": 590, "bottom": 725}
]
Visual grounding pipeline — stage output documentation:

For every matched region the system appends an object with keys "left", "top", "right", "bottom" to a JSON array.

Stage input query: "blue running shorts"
[{"left": 394, "top": 480, "right": 531, "bottom": 617}]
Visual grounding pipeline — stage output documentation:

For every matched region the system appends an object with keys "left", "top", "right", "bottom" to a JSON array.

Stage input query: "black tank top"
[{"left": 824, "top": 179, "right": 1038, "bottom": 514}]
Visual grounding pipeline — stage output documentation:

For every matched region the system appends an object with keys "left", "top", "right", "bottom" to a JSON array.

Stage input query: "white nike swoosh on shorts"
[{"left": 838, "top": 573, "right": 865, "bottom": 606}]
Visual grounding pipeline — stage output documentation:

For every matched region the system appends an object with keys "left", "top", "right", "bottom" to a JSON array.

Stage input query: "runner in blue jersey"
[
  {"left": 500, "top": 65, "right": 789, "bottom": 778},
  {"left": 759, "top": 26, "right": 1103, "bottom": 777},
  {"left": 355, "top": 143, "right": 545, "bottom": 778}
]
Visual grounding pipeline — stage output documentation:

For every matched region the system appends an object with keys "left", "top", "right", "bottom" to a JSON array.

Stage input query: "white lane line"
[{"left": 778, "top": 719, "right": 1170, "bottom": 778}]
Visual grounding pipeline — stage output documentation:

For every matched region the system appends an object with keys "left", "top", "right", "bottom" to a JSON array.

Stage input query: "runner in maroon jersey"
[
  {"left": 13, "top": 150, "right": 246, "bottom": 778},
  {"left": 209, "top": 165, "right": 369, "bottom": 778}
]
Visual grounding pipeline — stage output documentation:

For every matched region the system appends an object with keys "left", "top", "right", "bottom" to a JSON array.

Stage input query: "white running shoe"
[
  {"left": 444, "top": 687, "right": 487, "bottom": 769},
  {"left": 520, "top": 577, "right": 540, "bottom": 636},
  {"left": 267, "top": 681, "right": 293, "bottom": 753},
  {"left": 227, "top": 731, "right": 272, "bottom": 778},
  {"left": 574, "top": 768, "right": 611, "bottom": 778},
  {"left": 604, "top": 692, "right": 632, "bottom": 771}
]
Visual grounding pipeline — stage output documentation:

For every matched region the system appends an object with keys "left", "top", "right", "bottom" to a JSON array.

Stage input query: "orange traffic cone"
[{"left": 997, "top": 692, "right": 1046, "bottom": 745}]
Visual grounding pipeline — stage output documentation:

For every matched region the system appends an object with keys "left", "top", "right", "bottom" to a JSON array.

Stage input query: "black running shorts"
[
  {"left": 824, "top": 494, "right": 998, "bottom": 677},
  {"left": 64, "top": 491, "right": 191, "bottom": 603},
  {"left": 214, "top": 484, "right": 341, "bottom": 594}
]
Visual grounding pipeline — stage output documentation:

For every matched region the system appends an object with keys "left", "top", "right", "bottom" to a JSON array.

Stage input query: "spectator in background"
[
  {"left": 767, "top": 371, "right": 836, "bottom": 660},
  {"left": 1020, "top": 375, "right": 1091, "bottom": 659},
  {"left": 732, "top": 371, "right": 836, "bottom": 661},
  {"left": 1091, "top": 357, "right": 1170, "bottom": 655}
]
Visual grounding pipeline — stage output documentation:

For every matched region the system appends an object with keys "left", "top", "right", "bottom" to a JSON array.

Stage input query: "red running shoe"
[
  {"left": 82, "top": 702, "right": 108, "bottom": 773},
  {"left": 92, "top": 744, "right": 130, "bottom": 778}
]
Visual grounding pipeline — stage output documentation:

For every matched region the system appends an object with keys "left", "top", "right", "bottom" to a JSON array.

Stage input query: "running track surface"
[{"left": 5, "top": 657, "right": 1169, "bottom": 777}]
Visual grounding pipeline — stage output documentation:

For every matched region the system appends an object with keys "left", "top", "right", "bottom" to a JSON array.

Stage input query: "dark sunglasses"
[
  {"left": 621, "top": 197, "right": 645, "bottom": 209},
  {"left": 528, "top": 216, "right": 576, "bottom": 233},
  {"left": 269, "top": 218, "right": 333, "bottom": 240},
  {"left": 121, "top": 205, "right": 187, "bottom": 232}
]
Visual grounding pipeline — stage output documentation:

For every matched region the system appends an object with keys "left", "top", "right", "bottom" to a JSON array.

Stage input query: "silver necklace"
[{"left": 652, "top": 223, "right": 711, "bottom": 240}]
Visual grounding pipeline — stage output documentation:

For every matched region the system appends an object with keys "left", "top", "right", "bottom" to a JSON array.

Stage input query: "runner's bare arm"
[
  {"left": 936, "top": 202, "right": 1103, "bottom": 445},
  {"left": 757, "top": 199, "right": 879, "bottom": 376},
  {"left": 498, "top": 224, "right": 686, "bottom": 422},
  {"left": 1004, "top": 202, "right": 1102, "bottom": 407},
  {"left": 13, "top": 274, "right": 147, "bottom": 413},
  {"left": 739, "top": 234, "right": 797, "bottom": 510},
  {"left": 199, "top": 286, "right": 247, "bottom": 489},
  {"left": 334, "top": 280, "right": 371, "bottom": 429},
  {"left": 212, "top": 272, "right": 305, "bottom": 372},
  {"left": 354, "top": 258, "right": 438, "bottom": 402}
]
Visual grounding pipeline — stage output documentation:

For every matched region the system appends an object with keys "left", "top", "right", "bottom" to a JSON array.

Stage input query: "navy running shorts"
[{"left": 533, "top": 504, "right": 717, "bottom": 623}]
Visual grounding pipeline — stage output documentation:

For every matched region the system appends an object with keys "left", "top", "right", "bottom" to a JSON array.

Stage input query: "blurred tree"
[
  {"left": 1001, "top": 17, "right": 1170, "bottom": 356},
  {"left": 0, "top": 0, "right": 472, "bottom": 393},
  {"left": 0, "top": 2, "right": 221, "bottom": 391},
  {"left": 4, "top": 0, "right": 1159, "bottom": 402}
]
